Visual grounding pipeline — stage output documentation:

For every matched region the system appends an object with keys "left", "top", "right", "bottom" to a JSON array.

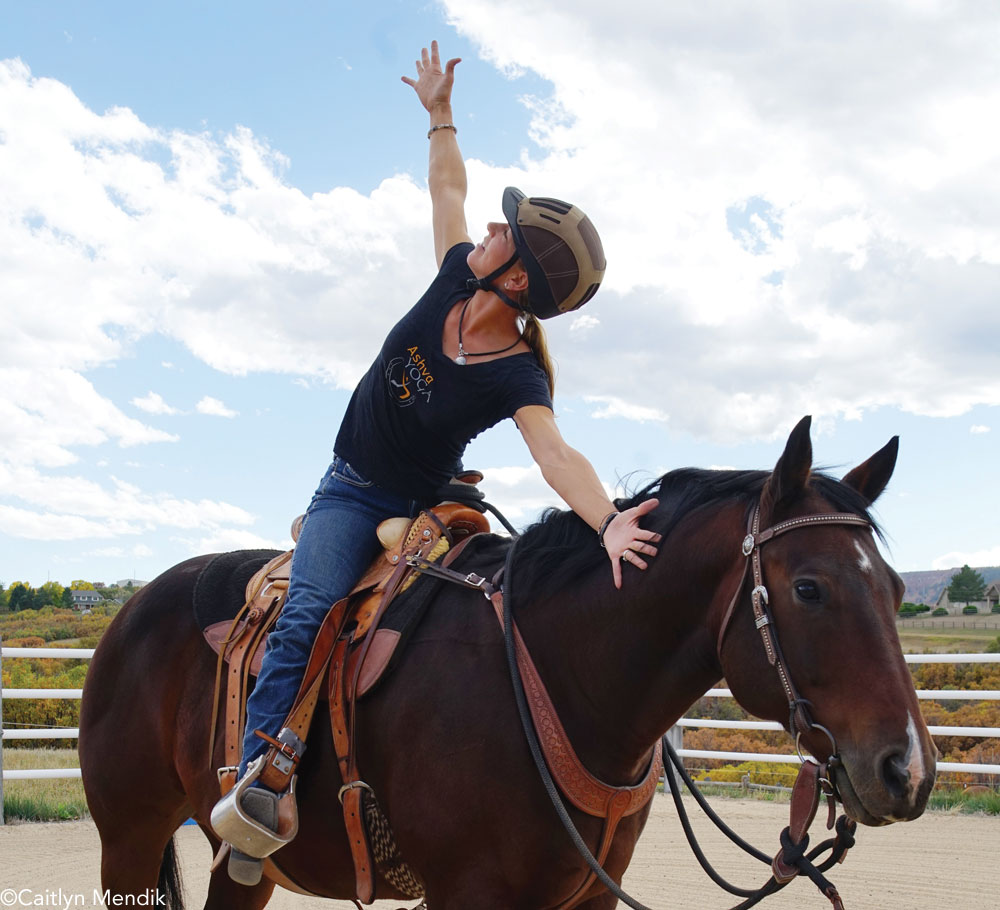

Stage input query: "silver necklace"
[{"left": 455, "top": 298, "right": 523, "bottom": 365}]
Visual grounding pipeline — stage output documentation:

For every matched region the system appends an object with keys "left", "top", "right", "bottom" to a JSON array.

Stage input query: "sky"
[{"left": 1, "top": 0, "right": 998, "bottom": 589}]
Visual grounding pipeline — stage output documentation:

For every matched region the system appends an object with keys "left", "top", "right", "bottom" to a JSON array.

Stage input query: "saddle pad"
[
  {"left": 193, "top": 549, "right": 282, "bottom": 633},
  {"left": 353, "top": 532, "right": 508, "bottom": 698}
]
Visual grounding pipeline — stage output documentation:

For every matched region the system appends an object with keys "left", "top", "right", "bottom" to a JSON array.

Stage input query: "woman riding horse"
[{"left": 214, "top": 41, "right": 662, "bottom": 882}]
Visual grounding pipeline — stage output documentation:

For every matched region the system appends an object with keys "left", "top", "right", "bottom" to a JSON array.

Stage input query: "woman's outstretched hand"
[
  {"left": 602, "top": 499, "right": 661, "bottom": 590},
  {"left": 401, "top": 40, "right": 461, "bottom": 113}
]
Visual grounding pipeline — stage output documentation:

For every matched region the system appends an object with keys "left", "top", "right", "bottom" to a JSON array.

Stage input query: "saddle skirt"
[{"left": 200, "top": 502, "right": 490, "bottom": 680}]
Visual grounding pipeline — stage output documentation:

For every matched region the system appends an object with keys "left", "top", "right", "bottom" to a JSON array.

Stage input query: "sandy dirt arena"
[{"left": 0, "top": 795, "right": 995, "bottom": 909}]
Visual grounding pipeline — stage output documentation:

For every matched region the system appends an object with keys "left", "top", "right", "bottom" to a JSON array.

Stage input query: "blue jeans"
[{"left": 240, "top": 455, "right": 414, "bottom": 776}]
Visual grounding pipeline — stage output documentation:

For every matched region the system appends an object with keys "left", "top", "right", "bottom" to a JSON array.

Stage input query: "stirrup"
[{"left": 210, "top": 755, "right": 299, "bottom": 859}]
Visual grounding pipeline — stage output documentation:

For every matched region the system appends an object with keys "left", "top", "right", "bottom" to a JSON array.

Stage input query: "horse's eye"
[{"left": 794, "top": 581, "right": 821, "bottom": 603}]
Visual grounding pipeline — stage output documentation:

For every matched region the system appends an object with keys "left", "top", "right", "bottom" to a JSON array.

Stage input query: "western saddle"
[{"left": 206, "top": 498, "right": 490, "bottom": 901}]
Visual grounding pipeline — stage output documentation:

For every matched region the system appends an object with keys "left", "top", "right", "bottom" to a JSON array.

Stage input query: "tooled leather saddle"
[{"left": 202, "top": 499, "right": 490, "bottom": 901}]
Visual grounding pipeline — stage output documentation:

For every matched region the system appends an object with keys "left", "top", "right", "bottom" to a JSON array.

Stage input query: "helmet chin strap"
[{"left": 466, "top": 252, "right": 528, "bottom": 313}]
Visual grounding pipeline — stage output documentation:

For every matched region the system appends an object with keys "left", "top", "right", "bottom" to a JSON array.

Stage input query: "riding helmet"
[{"left": 501, "top": 187, "right": 606, "bottom": 320}]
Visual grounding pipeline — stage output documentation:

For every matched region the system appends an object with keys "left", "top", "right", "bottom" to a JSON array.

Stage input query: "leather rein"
[{"left": 408, "top": 498, "right": 873, "bottom": 909}]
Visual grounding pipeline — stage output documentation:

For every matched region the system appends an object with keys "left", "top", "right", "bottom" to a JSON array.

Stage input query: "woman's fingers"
[
  {"left": 621, "top": 549, "right": 649, "bottom": 570},
  {"left": 604, "top": 496, "right": 661, "bottom": 588}
]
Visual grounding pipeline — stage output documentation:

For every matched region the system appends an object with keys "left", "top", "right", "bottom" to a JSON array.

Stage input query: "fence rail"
[
  {"left": 897, "top": 619, "right": 1000, "bottom": 629},
  {"left": 3, "top": 648, "right": 999, "bottom": 800}
]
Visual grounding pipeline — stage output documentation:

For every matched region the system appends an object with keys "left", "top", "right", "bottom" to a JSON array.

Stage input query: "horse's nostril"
[{"left": 881, "top": 752, "right": 910, "bottom": 799}]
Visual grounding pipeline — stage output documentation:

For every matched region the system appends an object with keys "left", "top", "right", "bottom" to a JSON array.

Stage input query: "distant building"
[
  {"left": 70, "top": 590, "right": 101, "bottom": 609},
  {"left": 116, "top": 578, "right": 148, "bottom": 588},
  {"left": 935, "top": 580, "right": 999, "bottom": 615}
]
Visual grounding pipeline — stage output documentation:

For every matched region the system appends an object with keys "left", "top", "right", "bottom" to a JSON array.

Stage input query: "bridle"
[{"left": 717, "top": 502, "right": 873, "bottom": 771}]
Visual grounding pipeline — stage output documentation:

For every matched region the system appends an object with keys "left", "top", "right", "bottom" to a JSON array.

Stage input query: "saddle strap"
[
  {"left": 255, "top": 595, "right": 353, "bottom": 791},
  {"left": 557, "top": 790, "right": 639, "bottom": 909},
  {"left": 216, "top": 594, "right": 350, "bottom": 794},
  {"left": 489, "top": 590, "right": 662, "bottom": 818},
  {"left": 488, "top": 589, "right": 661, "bottom": 909},
  {"left": 217, "top": 595, "right": 284, "bottom": 777},
  {"left": 329, "top": 559, "right": 411, "bottom": 904}
]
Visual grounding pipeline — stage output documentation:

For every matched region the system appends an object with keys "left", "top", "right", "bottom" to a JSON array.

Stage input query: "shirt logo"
[{"left": 386, "top": 346, "right": 434, "bottom": 407}]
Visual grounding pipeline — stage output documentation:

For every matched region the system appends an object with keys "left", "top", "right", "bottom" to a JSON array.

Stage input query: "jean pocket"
[{"left": 332, "top": 456, "right": 374, "bottom": 488}]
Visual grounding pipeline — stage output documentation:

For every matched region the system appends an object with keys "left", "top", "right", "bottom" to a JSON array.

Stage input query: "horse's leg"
[
  {"left": 94, "top": 811, "right": 187, "bottom": 907},
  {"left": 82, "top": 641, "right": 192, "bottom": 905},
  {"left": 198, "top": 824, "right": 276, "bottom": 910},
  {"left": 80, "top": 557, "right": 218, "bottom": 906}
]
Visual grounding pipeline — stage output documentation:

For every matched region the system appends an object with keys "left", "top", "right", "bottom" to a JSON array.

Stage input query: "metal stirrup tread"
[{"left": 227, "top": 789, "right": 278, "bottom": 886}]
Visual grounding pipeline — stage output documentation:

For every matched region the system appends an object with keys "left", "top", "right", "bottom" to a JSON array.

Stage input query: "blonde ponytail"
[{"left": 520, "top": 312, "right": 556, "bottom": 398}]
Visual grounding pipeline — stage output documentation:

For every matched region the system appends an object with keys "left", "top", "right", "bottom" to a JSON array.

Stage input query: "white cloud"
[
  {"left": 0, "top": 464, "right": 255, "bottom": 541},
  {"left": 443, "top": 0, "right": 1000, "bottom": 438},
  {"left": 568, "top": 314, "right": 599, "bottom": 337},
  {"left": 477, "top": 462, "right": 619, "bottom": 528},
  {"left": 932, "top": 546, "right": 1000, "bottom": 571},
  {"left": 0, "top": 505, "right": 120, "bottom": 541},
  {"left": 0, "top": 368, "right": 177, "bottom": 469},
  {"left": 584, "top": 395, "right": 669, "bottom": 424},
  {"left": 181, "top": 529, "right": 292, "bottom": 554},
  {"left": 86, "top": 546, "right": 126, "bottom": 558},
  {"left": 195, "top": 396, "right": 238, "bottom": 418},
  {"left": 476, "top": 464, "right": 559, "bottom": 526},
  {"left": 970, "top": 425, "right": 990, "bottom": 434},
  {"left": 132, "top": 391, "right": 181, "bottom": 415}
]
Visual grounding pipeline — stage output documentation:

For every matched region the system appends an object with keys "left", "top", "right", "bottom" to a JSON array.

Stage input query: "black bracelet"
[{"left": 597, "top": 511, "right": 619, "bottom": 549}]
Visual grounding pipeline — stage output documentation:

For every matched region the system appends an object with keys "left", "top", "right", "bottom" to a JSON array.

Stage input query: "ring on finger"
[{"left": 622, "top": 550, "right": 631, "bottom": 563}]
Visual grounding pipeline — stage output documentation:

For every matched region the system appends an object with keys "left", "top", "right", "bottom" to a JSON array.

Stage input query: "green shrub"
[
  {"left": 932, "top": 607, "right": 948, "bottom": 616},
  {"left": 962, "top": 605, "right": 979, "bottom": 615}
]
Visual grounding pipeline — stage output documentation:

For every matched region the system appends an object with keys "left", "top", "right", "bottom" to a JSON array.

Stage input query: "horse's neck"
[{"left": 518, "top": 504, "right": 744, "bottom": 784}]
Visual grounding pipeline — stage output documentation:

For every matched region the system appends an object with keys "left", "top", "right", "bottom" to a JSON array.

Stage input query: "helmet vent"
[
  {"left": 539, "top": 213, "right": 561, "bottom": 224},
  {"left": 530, "top": 197, "right": 573, "bottom": 216}
]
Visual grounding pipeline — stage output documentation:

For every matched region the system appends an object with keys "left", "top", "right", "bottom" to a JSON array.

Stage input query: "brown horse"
[{"left": 79, "top": 416, "right": 936, "bottom": 909}]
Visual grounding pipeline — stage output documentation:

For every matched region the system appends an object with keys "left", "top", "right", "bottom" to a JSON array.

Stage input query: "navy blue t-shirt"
[{"left": 335, "top": 242, "right": 554, "bottom": 503}]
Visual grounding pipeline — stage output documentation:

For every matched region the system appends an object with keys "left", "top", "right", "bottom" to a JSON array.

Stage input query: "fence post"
[
  {"left": 1, "top": 633, "right": 5, "bottom": 825},
  {"left": 663, "top": 725, "right": 683, "bottom": 794}
]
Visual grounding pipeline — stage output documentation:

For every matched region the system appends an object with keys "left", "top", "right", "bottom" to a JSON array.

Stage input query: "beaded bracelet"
[
  {"left": 597, "top": 511, "right": 619, "bottom": 549},
  {"left": 427, "top": 123, "right": 458, "bottom": 138}
]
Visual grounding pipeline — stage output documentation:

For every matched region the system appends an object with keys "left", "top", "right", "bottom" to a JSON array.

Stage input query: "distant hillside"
[{"left": 899, "top": 566, "right": 1000, "bottom": 606}]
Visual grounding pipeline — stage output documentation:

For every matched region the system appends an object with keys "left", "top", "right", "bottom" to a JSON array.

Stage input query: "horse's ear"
[
  {"left": 761, "top": 416, "right": 813, "bottom": 519},
  {"left": 841, "top": 436, "right": 899, "bottom": 505}
]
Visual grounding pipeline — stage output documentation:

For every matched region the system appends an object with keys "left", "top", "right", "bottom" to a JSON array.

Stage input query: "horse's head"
[{"left": 718, "top": 416, "right": 936, "bottom": 826}]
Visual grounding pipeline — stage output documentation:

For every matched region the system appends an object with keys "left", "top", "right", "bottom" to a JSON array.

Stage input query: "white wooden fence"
[{"left": 2, "top": 647, "right": 998, "bottom": 820}]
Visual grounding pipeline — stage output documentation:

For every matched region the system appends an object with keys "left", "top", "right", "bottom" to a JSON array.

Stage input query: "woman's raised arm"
[{"left": 402, "top": 41, "right": 471, "bottom": 268}]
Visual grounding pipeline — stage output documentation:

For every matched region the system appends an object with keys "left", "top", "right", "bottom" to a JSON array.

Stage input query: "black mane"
[{"left": 502, "top": 467, "right": 880, "bottom": 602}]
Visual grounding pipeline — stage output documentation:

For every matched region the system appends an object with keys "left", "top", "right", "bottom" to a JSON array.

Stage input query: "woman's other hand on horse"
[
  {"left": 604, "top": 499, "right": 661, "bottom": 590},
  {"left": 401, "top": 40, "right": 461, "bottom": 113}
]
